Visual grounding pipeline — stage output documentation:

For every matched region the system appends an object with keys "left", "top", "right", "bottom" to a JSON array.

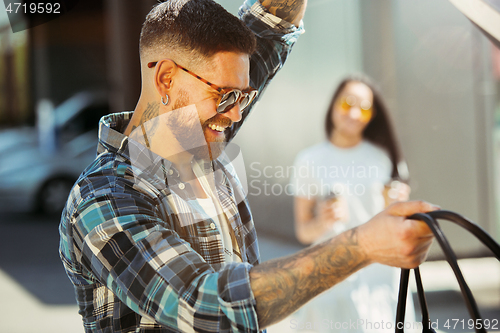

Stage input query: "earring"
[{"left": 161, "top": 94, "right": 169, "bottom": 106}]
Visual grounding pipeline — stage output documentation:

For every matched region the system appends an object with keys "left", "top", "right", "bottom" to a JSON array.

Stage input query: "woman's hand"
[
  {"left": 294, "top": 196, "right": 349, "bottom": 244},
  {"left": 383, "top": 180, "right": 411, "bottom": 207},
  {"left": 316, "top": 196, "right": 349, "bottom": 225}
]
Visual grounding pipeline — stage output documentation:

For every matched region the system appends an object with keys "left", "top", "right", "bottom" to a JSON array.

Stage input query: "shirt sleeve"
[
  {"left": 65, "top": 175, "right": 260, "bottom": 332},
  {"left": 226, "top": 0, "right": 305, "bottom": 141}
]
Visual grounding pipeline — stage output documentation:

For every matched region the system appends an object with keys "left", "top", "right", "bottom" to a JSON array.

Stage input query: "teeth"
[{"left": 209, "top": 124, "right": 224, "bottom": 132}]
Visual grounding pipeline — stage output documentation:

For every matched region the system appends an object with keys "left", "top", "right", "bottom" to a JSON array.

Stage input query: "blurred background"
[{"left": 0, "top": 0, "right": 499, "bottom": 332}]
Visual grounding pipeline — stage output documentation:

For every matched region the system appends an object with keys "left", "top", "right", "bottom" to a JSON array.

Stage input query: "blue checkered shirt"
[{"left": 59, "top": 1, "right": 303, "bottom": 332}]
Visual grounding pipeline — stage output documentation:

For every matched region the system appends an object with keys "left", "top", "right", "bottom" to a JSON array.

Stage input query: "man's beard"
[{"left": 168, "top": 90, "right": 232, "bottom": 160}]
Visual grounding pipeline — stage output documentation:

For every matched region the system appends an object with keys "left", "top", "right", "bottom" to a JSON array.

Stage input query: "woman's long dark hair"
[{"left": 324, "top": 74, "right": 409, "bottom": 182}]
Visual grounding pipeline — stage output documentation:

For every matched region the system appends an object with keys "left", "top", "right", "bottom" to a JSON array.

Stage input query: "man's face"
[
  {"left": 170, "top": 51, "right": 250, "bottom": 160},
  {"left": 166, "top": 91, "right": 232, "bottom": 160}
]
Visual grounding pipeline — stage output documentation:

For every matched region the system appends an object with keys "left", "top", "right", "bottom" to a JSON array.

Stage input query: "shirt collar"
[{"left": 97, "top": 112, "right": 216, "bottom": 186}]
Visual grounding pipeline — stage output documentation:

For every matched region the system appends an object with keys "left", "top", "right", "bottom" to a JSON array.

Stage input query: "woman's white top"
[{"left": 283, "top": 140, "right": 416, "bottom": 333}]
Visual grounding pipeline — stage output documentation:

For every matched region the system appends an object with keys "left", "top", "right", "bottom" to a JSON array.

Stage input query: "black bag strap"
[
  {"left": 395, "top": 210, "right": 500, "bottom": 333},
  {"left": 428, "top": 211, "right": 500, "bottom": 260},
  {"left": 397, "top": 268, "right": 439, "bottom": 333},
  {"left": 414, "top": 267, "right": 432, "bottom": 331}
]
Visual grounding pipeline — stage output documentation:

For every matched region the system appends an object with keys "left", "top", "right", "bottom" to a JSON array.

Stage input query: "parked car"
[{"left": 0, "top": 91, "right": 109, "bottom": 215}]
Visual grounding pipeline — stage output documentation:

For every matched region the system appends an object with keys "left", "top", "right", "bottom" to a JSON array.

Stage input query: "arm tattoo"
[
  {"left": 250, "top": 227, "right": 369, "bottom": 328},
  {"left": 262, "top": 0, "right": 305, "bottom": 24}
]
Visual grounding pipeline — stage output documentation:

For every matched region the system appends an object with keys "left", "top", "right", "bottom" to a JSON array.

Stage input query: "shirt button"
[
  {"left": 210, "top": 223, "right": 216, "bottom": 230},
  {"left": 168, "top": 169, "right": 174, "bottom": 175},
  {"left": 178, "top": 183, "right": 185, "bottom": 190}
]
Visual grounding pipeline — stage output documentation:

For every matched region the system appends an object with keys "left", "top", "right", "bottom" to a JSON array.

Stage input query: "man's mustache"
[{"left": 203, "top": 114, "right": 233, "bottom": 129}]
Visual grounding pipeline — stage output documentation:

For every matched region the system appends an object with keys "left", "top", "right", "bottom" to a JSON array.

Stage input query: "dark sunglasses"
[{"left": 148, "top": 60, "right": 258, "bottom": 114}]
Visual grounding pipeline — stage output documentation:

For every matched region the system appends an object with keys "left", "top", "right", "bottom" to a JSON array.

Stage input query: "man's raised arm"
[
  {"left": 249, "top": 201, "right": 437, "bottom": 329},
  {"left": 260, "top": 0, "right": 307, "bottom": 27}
]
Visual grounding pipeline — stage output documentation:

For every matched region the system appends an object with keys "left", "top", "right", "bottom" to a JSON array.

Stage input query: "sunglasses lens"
[
  {"left": 217, "top": 91, "right": 241, "bottom": 113},
  {"left": 340, "top": 99, "right": 350, "bottom": 112},
  {"left": 360, "top": 109, "right": 373, "bottom": 122},
  {"left": 240, "top": 90, "right": 258, "bottom": 110},
  {"left": 217, "top": 90, "right": 258, "bottom": 114},
  {"left": 360, "top": 100, "right": 373, "bottom": 122},
  {"left": 360, "top": 100, "right": 371, "bottom": 110}
]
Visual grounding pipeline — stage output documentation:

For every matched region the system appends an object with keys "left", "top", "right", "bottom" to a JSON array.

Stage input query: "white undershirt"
[{"left": 191, "top": 162, "right": 241, "bottom": 263}]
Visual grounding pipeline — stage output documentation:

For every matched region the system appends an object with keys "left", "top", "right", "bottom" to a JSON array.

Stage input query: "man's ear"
[{"left": 153, "top": 59, "right": 178, "bottom": 97}]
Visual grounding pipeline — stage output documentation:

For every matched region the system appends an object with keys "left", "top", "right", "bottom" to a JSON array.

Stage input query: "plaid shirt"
[{"left": 59, "top": 1, "right": 303, "bottom": 332}]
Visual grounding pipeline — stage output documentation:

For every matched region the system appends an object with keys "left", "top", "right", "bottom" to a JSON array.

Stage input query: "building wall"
[
  {"left": 217, "top": 0, "right": 364, "bottom": 243},
  {"left": 218, "top": 0, "right": 499, "bottom": 258},
  {"left": 0, "top": 9, "right": 29, "bottom": 125},
  {"left": 29, "top": 0, "right": 107, "bottom": 107},
  {"left": 360, "top": 0, "right": 498, "bottom": 258}
]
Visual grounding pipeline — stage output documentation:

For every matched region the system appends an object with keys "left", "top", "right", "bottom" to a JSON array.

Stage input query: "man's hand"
[
  {"left": 251, "top": 200, "right": 437, "bottom": 329},
  {"left": 358, "top": 200, "right": 438, "bottom": 269},
  {"left": 260, "top": 0, "right": 307, "bottom": 27}
]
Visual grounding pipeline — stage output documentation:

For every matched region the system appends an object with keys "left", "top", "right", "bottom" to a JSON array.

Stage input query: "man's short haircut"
[{"left": 140, "top": 0, "right": 257, "bottom": 62}]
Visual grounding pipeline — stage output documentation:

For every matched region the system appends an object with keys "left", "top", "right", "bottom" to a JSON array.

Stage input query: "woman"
[{"left": 289, "top": 75, "right": 413, "bottom": 332}]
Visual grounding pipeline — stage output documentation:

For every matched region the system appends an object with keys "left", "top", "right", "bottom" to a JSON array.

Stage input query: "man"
[{"left": 59, "top": 0, "right": 436, "bottom": 332}]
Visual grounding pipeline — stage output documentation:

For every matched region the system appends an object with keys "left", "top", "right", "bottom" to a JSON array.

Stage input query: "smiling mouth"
[{"left": 207, "top": 123, "right": 226, "bottom": 132}]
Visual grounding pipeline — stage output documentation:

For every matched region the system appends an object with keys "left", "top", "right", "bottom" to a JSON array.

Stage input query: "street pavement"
[{"left": 0, "top": 212, "right": 499, "bottom": 333}]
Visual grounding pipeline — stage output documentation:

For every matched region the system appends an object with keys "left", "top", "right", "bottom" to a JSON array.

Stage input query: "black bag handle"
[
  {"left": 395, "top": 210, "right": 500, "bottom": 333},
  {"left": 396, "top": 267, "right": 436, "bottom": 332}
]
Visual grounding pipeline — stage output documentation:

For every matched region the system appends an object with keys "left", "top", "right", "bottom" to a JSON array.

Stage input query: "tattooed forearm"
[
  {"left": 260, "top": 0, "right": 306, "bottom": 26},
  {"left": 250, "top": 228, "right": 369, "bottom": 328}
]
